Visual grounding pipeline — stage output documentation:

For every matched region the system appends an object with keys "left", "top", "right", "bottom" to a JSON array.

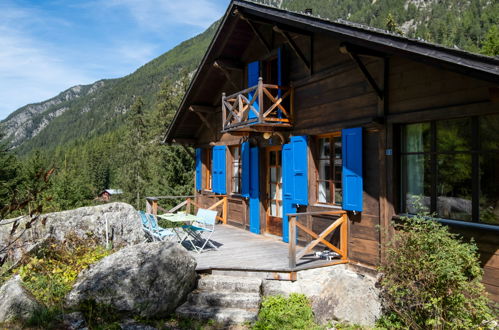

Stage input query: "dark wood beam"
[
  {"left": 213, "top": 61, "right": 240, "bottom": 91},
  {"left": 189, "top": 105, "right": 215, "bottom": 113},
  {"left": 189, "top": 107, "right": 217, "bottom": 139},
  {"left": 349, "top": 52, "right": 383, "bottom": 100},
  {"left": 273, "top": 26, "right": 311, "bottom": 73},
  {"left": 238, "top": 11, "right": 271, "bottom": 54}
]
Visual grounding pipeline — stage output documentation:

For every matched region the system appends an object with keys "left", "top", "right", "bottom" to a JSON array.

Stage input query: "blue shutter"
[
  {"left": 249, "top": 146, "right": 260, "bottom": 234},
  {"left": 247, "top": 61, "right": 260, "bottom": 119},
  {"left": 195, "top": 148, "right": 202, "bottom": 191},
  {"left": 212, "top": 146, "right": 227, "bottom": 195},
  {"left": 290, "top": 136, "right": 308, "bottom": 205},
  {"left": 342, "top": 127, "right": 363, "bottom": 212},
  {"left": 241, "top": 142, "right": 250, "bottom": 198},
  {"left": 282, "top": 143, "right": 294, "bottom": 242},
  {"left": 211, "top": 148, "right": 218, "bottom": 193}
]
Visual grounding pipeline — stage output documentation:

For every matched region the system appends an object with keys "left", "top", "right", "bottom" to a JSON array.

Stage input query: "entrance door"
[{"left": 266, "top": 146, "right": 283, "bottom": 236}]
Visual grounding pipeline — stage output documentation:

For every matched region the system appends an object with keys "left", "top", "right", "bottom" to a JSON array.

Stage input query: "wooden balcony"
[{"left": 221, "top": 77, "right": 294, "bottom": 132}]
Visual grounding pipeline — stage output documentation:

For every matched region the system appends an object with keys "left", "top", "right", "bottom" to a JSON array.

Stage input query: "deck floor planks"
[{"left": 189, "top": 224, "right": 334, "bottom": 272}]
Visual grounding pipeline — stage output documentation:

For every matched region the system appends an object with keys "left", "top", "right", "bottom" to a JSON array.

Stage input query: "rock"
[
  {"left": 63, "top": 311, "right": 87, "bottom": 330},
  {"left": 66, "top": 242, "right": 197, "bottom": 318},
  {"left": 119, "top": 319, "right": 158, "bottom": 330},
  {"left": 0, "top": 202, "right": 146, "bottom": 263},
  {"left": 0, "top": 275, "right": 42, "bottom": 323},
  {"left": 261, "top": 264, "right": 381, "bottom": 326}
]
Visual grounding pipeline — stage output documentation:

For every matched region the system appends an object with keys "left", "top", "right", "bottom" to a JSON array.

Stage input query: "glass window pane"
[
  {"left": 270, "top": 183, "right": 277, "bottom": 200},
  {"left": 269, "top": 151, "right": 276, "bottom": 166},
  {"left": 437, "top": 118, "right": 471, "bottom": 152},
  {"left": 334, "top": 138, "right": 342, "bottom": 157},
  {"left": 318, "top": 181, "right": 327, "bottom": 203},
  {"left": 480, "top": 114, "right": 499, "bottom": 151},
  {"left": 335, "top": 185, "right": 342, "bottom": 204},
  {"left": 402, "top": 154, "right": 431, "bottom": 213},
  {"left": 480, "top": 153, "right": 499, "bottom": 225},
  {"left": 270, "top": 201, "right": 277, "bottom": 216},
  {"left": 402, "top": 123, "right": 431, "bottom": 153},
  {"left": 270, "top": 167, "right": 276, "bottom": 182},
  {"left": 319, "top": 138, "right": 330, "bottom": 158},
  {"left": 437, "top": 154, "right": 472, "bottom": 221}
]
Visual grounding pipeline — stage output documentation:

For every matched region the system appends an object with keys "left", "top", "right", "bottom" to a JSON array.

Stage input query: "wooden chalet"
[{"left": 163, "top": 1, "right": 499, "bottom": 301}]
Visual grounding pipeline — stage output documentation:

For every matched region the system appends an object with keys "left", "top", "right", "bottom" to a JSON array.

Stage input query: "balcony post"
[
  {"left": 258, "top": 77, "right": 263, "bottom": 123},
  {"left": 222, "top": 92, "right": 226, "bottom": 130}
]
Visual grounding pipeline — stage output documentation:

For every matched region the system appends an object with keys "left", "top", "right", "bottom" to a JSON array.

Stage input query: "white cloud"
[
  {"left": 0, "top": 26, "right": 93, "bottom": 119},
  {"left": 103, "top": 0, "right": 223, "bottom": 30}
]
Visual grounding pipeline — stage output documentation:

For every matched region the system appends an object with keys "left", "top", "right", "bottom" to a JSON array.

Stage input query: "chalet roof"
[
  {"left": 164, "top": 0, "right": 499, "bottom": 144},
  {"left": 99, "top": 189, "right": 123, "bottom": 196}
]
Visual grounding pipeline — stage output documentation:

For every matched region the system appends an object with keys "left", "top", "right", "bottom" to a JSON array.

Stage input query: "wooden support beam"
[
  {"left": 349, "top": 52, "right": 384, "bottom": 100},
  {"left": 213, "top": 58, "right": 244, "bottom": 72},
  {"left": 189, "top": 105, "right": 215, "bottom": 113},
  {"left": 274, "top": 26, "right": 311, "bottom": 73},
  {"left": 289, "top": 216, "right": 297, "bottom": 269},
  {"left": 213, "top": 61, "right": 240, "bottom": 91},
  {"left": 239, "top": 13, "right": 271, "bottom": 54},
  {"left": 189, "top": 107, "right": 217, "bottom": 139}
]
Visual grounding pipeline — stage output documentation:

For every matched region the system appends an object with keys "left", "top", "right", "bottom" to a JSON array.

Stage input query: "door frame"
[{"left": 265, "top": 145, "right": 283, "bottom": 236}]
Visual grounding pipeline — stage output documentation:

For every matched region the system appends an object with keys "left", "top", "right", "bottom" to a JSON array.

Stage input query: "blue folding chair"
[
  {"left": 182, "top": 208, "right": 218, "bottom": 253},
  {"left": 138, "top": 211, "right": 176, "bottom": 242}
]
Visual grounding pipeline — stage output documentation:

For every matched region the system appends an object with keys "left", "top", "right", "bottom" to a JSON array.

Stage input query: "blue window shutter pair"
[
  {"left": 241, "top": 142, "right": 250, "bottom": 198},
  {"left": 247, "top": 61, "right": 260, "bottom": 119},
  {"left": 283, "top": 136, "right": 309, "bottom": 206},
  {"left": 195, "top": 148, "right": 202, "bottom": 191},
  {"left": 212, "top": 146, "right": 227, "bottom": 194},
  {"left": 342, "top": 127, "right": 363, "bottom": 212}
]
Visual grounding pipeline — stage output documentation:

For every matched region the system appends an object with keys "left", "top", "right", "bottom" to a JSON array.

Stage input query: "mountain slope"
[{"left": 1, "top": 21, "right": 218, "bottom": 154}]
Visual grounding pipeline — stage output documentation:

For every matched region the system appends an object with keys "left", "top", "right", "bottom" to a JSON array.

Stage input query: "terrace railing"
[
  {"left": 287, "top": 210, "right": 349, "bottom": 269},
  {"left": 222, "top": 77, "right": 294, "bottom": 132},
  {"left": 145, "top": 195, "right": 228, "bottom": 224}
]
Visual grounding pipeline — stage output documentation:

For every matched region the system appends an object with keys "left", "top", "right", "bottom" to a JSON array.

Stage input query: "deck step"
[
  {"left": 188, "top": 291, "right": 261, "bottom": 309},
  {"left": 176, "top": 274, "right": 263, "bottom": 324},
  {"left": 197, "top": 275, "right": 262, "bottom": 293},
  {"left": 176, "top": 304, "right": 259, "bottom": 324}
]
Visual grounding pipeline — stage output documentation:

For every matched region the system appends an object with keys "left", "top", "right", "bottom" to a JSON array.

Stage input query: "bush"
[
  {"left": 253, "top": 293, "right": 319, "bottom": 330},
  {"left": 378, "top": 210, "right": 494, "bottom": 328}
]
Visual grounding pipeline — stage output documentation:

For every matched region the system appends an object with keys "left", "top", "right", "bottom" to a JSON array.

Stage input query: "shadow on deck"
[{"left": 187, "top": 224, "right": 345, "bottom": 277}]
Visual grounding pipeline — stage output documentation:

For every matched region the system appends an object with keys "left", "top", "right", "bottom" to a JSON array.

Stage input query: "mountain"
[
  {"left": 2, "top": 0, "right": 497, "bottom": 155},
  {"left": 0, "top": 21, "right": 219, "bottom": 154}
]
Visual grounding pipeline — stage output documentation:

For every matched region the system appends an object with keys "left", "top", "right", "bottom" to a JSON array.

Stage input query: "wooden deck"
[{"left": 187, "top": 224, "right": 345, "bottom": 274}]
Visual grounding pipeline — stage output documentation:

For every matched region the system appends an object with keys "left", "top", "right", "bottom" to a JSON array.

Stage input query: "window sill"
[
  {"left": 394, "top": 213, "right": 499, "bottom": 232},
  {"left": 312, "top": 203, "right": 342, "bottom": 209}
]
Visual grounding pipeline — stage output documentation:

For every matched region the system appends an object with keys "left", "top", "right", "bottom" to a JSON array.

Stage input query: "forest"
[{"left": 1, "top": 0, "right": 498, "bottom": 217}]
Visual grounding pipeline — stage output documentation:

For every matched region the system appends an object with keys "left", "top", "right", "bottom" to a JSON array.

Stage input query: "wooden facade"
[{"left": 165, "top": 1, "right": 499, "bottom": 301}]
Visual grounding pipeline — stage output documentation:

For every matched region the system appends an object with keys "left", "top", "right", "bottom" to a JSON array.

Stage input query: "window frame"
[
  {"left": 203, "top": 147, "right": 212, "bottom": 191},
  {"left": 229, "top": 145, "right": 242, "bottom": 195},
  {"left": 399, "top": 115, "right": 499, "bottom": 225},
  {"left": 315, "top": 132, "right": 342, "bottom": 206}
]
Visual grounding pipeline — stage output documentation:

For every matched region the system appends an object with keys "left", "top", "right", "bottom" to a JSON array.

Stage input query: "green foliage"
[
  {"left": 378, "top": 206, "right": 494, "bottom": 329},
  {"left": 253, "top": 293, "right": 320, "bottom": 330},
  {"left": 481, "top": 25, "right": 499, "bottom": 56},
  {"left": 17, "top": 234, "right": 112, "bottom": 307}
]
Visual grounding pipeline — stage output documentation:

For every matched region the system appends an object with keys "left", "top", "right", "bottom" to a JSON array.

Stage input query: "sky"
[{"left": 0, "top": 0, "right": 232, "bottom": 120}]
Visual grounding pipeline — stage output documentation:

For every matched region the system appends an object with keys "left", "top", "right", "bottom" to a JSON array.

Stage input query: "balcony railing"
[{"left": 221, "top": 77, "right": 294, "bottom": 132}]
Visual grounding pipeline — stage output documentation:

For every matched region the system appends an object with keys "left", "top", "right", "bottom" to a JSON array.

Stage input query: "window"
[
  {"left": 230, "top": 145, "right": 242, "bottom": 194},
  {"left": 316, "top": 133, "right": 342, "bottom": 205},
  {"left": 204, "top": 147, "right": 212, "bottom": 190},
  {"left": 401, "top": 115, "right": 499, "bottom": 225}
]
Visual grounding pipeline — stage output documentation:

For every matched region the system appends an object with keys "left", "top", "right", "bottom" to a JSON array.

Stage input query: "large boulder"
[
  {"left": 262, "top": 264, "right": 381, "bottom": 326},
  {"left": 65, "top": 241, "right": 197, "bottom": 318},
  {"left": 0, "top": 202, "right": 145, "bottom": 262},
  {"left": 0, "top": 275, "right": 42, "bottom": 323}
]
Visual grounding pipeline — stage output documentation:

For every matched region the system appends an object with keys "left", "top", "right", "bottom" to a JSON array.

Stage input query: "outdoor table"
[{"left": 157, "top": 212, "right": 203, "bottom": 247}]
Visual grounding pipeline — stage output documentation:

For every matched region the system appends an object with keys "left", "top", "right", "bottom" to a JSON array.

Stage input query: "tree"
[
  {"left": 120, "top": 97, "right": 149, "bottom": 209},
  {"left": 481, "top": 25, "right": 499, "bottom": 56},
  {"left": 0, "top": 133, "right": 21, "bottom": 216}
]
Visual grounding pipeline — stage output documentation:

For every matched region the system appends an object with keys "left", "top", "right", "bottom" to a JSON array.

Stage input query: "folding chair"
[
  {"left": 182, "top": 208, "right": 218, "bottom": 253},
  {"left": 138, "top": 211, "right": 177, "bottom": 242}
]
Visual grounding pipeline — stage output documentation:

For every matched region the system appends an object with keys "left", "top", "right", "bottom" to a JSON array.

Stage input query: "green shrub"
[
  {"left": 378, "top": 209, "right": 494, "bottom": 329},
  {"left": 253, "top": 293, "right": 319, "bottom": 330}
]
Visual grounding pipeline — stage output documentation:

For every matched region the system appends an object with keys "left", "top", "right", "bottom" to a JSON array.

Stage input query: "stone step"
[
  {"left": 176, "top": 304, "right": 259, "bottom": 324},
  {"left": 197, "top": 275, "right": 262, "bottom": 293},
  {"left": 188, "top": 291, "right": 261, "bottom": 309}
]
